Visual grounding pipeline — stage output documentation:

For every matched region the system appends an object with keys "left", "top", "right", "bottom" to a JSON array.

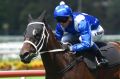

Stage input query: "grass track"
[{"left": 0, "top": 76, "right": 45, "bottom": 79}]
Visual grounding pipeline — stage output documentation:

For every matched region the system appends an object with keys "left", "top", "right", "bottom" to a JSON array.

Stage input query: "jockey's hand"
[
  {"left": 62, "top": 42, "right": 76, "bottom": 54},
  {"left": 62, "top": 42, "right": 71, "bottom": 52}
]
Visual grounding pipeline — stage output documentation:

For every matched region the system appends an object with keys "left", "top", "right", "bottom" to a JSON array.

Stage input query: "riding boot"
[{"left": 93, "top": 44, "right": 109, "bottom": 67}]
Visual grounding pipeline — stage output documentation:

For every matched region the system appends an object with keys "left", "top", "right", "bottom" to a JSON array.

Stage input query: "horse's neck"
[
  {"left": 41, "top": 26, "right": 62, "bottom": 73},
  {"left": 47, "top": 27, "right": 62, "bottom": 49},
  {"left": 41, "top": 28, "right": 75, "bottom": 76}
]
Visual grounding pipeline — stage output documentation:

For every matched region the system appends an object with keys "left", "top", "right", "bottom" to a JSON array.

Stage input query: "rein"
[{"left": 24, "top": 40, "right": 65, "bottom": 54}]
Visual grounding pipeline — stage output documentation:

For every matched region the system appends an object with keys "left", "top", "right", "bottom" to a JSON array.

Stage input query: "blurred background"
[
  {"left": 0, "top": 0, "right": 120, "bottom": 35},
  {"left": 0, "top": 0, "right": 120, "bottom": 71},
  {"left": 0, "top": 0, "right": 120, "bottom": 79}
]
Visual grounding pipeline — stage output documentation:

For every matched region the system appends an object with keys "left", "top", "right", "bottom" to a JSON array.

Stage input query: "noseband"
[{"left": 24, "top": 22, "right": 65, "bottom": 55}]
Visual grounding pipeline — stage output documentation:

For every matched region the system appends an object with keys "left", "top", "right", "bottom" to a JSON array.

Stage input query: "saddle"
[{"left": 83, "top": 41, "right": 120, "bottom": 70}]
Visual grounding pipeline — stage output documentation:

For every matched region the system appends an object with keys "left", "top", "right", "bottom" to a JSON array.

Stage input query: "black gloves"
[
  {"left": 62, "top": 42, "right": 71, "bottom": 51},
  {"left": 61, "top": 42, "right": 76, "bottom": 54}
]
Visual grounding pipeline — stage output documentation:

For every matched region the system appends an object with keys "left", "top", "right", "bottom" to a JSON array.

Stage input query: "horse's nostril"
[
  {"left": 24, "top": 52, "right": 29, "bottom": 56},
  {"left": 20, "top": 51, "right": 36, "bottom": 64},
  {"left": 20, "top": 52, "right": 29, "bottom": 59},
  {"left": 20, "top": 52, "right": 31, "bottom": 63}
]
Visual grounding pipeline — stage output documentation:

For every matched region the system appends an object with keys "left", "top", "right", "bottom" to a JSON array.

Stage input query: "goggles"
[{"left": 56, "top": 16, "right": 69, "bottom": 23}]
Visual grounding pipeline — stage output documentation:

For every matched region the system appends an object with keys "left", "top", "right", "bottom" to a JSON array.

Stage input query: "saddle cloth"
[{"left": 83, "top": 42, "right": 120, "bottom": 70}]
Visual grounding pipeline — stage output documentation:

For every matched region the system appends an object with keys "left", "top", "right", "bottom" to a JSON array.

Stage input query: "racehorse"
[{"left": 20, "top": 11, "right": 120, "bottom": 79}]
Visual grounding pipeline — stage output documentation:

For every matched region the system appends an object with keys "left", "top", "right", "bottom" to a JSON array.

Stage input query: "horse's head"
[{"left": 19, "top": 11, "right": 49, "bottom": 63}]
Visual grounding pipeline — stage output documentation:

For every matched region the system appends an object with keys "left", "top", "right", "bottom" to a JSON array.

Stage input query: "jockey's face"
[{"left": 56, "top": 16, "right": 72, "bottom": 28}]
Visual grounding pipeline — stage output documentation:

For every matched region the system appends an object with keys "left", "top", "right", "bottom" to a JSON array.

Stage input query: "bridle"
[{"left": 23, "top": 21, "right": 65, "bottom": 55}]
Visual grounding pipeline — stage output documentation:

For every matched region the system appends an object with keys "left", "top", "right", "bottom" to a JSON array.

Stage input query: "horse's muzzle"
[{"left": 19, "top": 52, "right": 36, "bottom": 64}]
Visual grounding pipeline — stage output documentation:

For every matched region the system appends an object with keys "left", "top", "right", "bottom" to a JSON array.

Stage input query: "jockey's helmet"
[{"left": 54, "top": 1, "right": 72, "bottom": 18}]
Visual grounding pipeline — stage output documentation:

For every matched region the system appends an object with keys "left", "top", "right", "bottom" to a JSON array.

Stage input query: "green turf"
[{"left": 0, "top": 76, "right": 45, "bottom": 79}]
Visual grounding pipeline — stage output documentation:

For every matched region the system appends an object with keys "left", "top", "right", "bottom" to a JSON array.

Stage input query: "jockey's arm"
[
  {"left": 55, "top": 23, "right": 64, "bottom": 41},
  {"left": 69, "top": 20, "right": 93, "bottom": 52}
]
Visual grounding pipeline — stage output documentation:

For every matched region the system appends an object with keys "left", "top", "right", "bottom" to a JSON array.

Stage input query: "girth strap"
[{"left": 57, "top": 56, "right": 84, "bottom": 74}]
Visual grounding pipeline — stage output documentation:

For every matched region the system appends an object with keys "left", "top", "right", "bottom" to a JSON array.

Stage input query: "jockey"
[{"left": 54, "top": 1, "right": 108, "bottom": 66}]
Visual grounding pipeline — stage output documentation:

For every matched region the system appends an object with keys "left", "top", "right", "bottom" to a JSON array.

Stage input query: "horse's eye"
[
  {"left": 32, "top": 29, "right": 40, "bottom": 39},
  {"left": 32, "top": 29, "right": 38, "bottom": 36}
]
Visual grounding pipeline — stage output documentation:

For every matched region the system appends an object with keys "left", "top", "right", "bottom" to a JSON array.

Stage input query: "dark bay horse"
[{"left": 20, "top": 11, "right": 120, "bottom": 79}]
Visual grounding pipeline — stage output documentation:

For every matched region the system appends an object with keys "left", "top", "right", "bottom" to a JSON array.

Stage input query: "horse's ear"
[
  {"left": 28, "top": 14, "right": 33, "bottom": 22},
  {"left": 38, "top": 10, "right": 46, "bottom": 21}
]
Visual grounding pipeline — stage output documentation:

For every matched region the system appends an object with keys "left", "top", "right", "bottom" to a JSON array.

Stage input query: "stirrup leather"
[{"left": 95, "top": 57, "right": 101, "bottom": 66}]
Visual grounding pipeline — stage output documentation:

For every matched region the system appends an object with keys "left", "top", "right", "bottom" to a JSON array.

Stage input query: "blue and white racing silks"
[{"left": 55, "top": 12, "right": 100, "bottom": 52}]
